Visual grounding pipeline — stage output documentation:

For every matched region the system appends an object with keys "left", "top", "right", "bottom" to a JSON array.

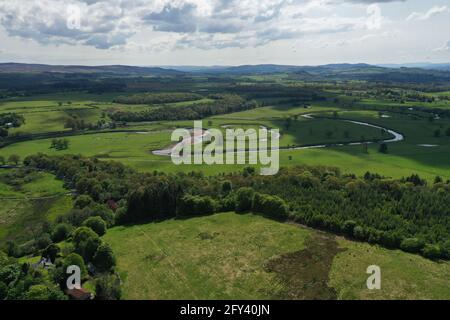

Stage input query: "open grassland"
[
  {"left": 213, "top": 103, "right": 339, "bottom": 120},
  {"left": 104, "top": 212, "right": 450, "bottom": 300}
]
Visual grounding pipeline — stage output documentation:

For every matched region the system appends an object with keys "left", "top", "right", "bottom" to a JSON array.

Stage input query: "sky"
[{"left": 0, "top": 0, "right": 449, "bottom": 66}]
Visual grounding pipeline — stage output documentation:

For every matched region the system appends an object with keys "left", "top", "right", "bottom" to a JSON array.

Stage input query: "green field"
[
  {"left": 0, "top": 170, "right": 72, "bottom": 243},
  {"left": 104, "top": 212, "right": 450, "bottom": 300}
]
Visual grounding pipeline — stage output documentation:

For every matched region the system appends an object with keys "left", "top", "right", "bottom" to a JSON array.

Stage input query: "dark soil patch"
[{"left": 264, "top": 232, "right": 345, "bottom": 300}]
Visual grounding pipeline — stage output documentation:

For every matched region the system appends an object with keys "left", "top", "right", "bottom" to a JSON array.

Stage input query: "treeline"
[
  {"left": 113, "top": 92, "right": 203, "bottom": 104},
  {"left": 21, "top": 154, "right": 450, "bottom": 261},
  {"left": 109, "top": 94, "right": 258, "bottom": 122}
]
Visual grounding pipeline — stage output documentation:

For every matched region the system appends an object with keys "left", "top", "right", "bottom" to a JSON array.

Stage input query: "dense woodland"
[
  {"left": 18, "top": 154, "right": 450, "bottom": 262},
  {"left": 113, "top": 92, "right": 203, "bottom": 104},
  {"left": 109, "top": 94, "right": 258, "bottom": 122}
]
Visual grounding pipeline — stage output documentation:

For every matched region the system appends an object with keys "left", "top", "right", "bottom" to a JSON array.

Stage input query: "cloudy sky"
[{"left": 0, "top": 0, "right": 449, "bottom": 66}]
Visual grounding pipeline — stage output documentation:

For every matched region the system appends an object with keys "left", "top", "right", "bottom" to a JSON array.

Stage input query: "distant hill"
[
  {"left": 379, "top": 63, "right": 450, "bottom": 71},
  {"left": 0, "top": 63, "right": 184, "bottom": 76},
  {"left": 1, "top": 62, "right": 450, "bottom": 83}
]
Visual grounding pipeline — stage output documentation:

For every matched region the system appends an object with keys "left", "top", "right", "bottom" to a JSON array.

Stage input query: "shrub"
[
  {"left": 252, "top": 193, "right": 289, "bottom": 219},
  {"left": 400, "top": 238, "right": 425, "bottom": 253},
  {"left": 353, "top": 226, "right": 367, "bottom": 240},
  {"left": 342, "top": 220, "right": 357, "bottom": 236},
  {"left": 177, "top": 195, "right": 216, "bottom": 217},
  {"left": 422, "top": 244, "right": 442, "bottom": 260}
]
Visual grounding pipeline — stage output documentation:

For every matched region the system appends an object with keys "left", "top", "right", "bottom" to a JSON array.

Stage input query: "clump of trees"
[
  {"left": 114, "top": 92, "right": 203, "bottom": 105},
  {"left": 110, "top": 94, "right": 258, "bottom": 122},
  {"left": 50, "top": 138, "right": 70, "bottom": 150}
]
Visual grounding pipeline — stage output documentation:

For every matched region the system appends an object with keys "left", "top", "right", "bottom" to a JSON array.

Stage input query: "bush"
[
  {"left": 442, "top": 240, "right": 450, "bottom": 259},
  {"left": 353, "top": 226, "right": 367, "bottom": 240},
  {"left": 379, "top": 232, "right": 402, "bottom": 248},
  {"left": 177, "top": 195, "right": 216, "bottom": 217},
  {"left": 342, "top": 220, "right": 357, "bottom": 236},
  {"left": 400, "top": 238, "right": 425, "bottom": 253},
  {"left": 83, "top": 217, "right": 107, "bottom": 236},
  {"left": 25, "top": 284, "right": 67, "bottom": 300},
  {"left": 422, "top": 244, "right": 442, "bottom": 260},
  {"left": 252, "top": 193, "right": 289, "bottom": 219},
  {"left": 235, "top": 188, "right": 255, "bottom": 212}
]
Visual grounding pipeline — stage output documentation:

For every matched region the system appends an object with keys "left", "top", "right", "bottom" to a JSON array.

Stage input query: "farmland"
[{"left": 1, "top": 67, "right": 450, "bottom": 301}]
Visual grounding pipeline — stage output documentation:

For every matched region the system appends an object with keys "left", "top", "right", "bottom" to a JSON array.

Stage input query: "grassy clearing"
[
  {"left": 330, "top": 239, "right": 450, "bottom": 300},
  {"left": 104, "top": 212, "right": 310, "bottom": 299},
  {"left": 104, "top": 212, "right": 450, "bottom": 300},
  {"left": 0, "top": 170, "right": 72, "bottom": 243}
]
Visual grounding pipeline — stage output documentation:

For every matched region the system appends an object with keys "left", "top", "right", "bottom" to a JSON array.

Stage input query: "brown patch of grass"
[{"left": 264, "top": 232, "right": 345, "bottom": 300}]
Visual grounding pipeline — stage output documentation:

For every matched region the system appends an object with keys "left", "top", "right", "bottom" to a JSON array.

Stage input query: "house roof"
[{"left": 65, "top": 288, "right": 93, "bottom": 300}]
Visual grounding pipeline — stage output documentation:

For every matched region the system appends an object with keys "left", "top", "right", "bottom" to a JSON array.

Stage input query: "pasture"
[{"left": 104, "top": 212, "right": 450, "bottom": 300}]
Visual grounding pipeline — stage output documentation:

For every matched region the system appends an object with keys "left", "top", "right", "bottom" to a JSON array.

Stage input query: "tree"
[
  {"left": 235, "top": 187, "right": 255, "bottom": 212},
  {"left": 51, "top": 223, "right": 71, "bottom": 242},
  {"left": 74, "top": 195, "right": 93, "bottom": 209},
  {"left": 73, "top": 227, "right": 101, "bottom": 261},
  {"left": 94, "top": 274, "right": 121, "bottom": 300},
  {"left": 353, "top": 226, "right": 367, "bottom": 240},
  {"left": 93, "top": 243, "right": 116, "bottom": 272},
  {"left": 342, "top": 220, "right": 357, "bottom": 236},
  {"left": 8, "top": 154, "right": 20, "bottom": 165},
  {"left": 83, "top": 217, "right": 107, "bottom": 236},
  {"left": 442, "top": 240, "right": 450, "bottom": 259},
  {"left": 434, "top": 129, "right": 441, "bottom": 137},
  {"left": 400, "top": 238, "right": 425, "bottom": 254},
  {"left": 422, "top": 244, "right": 442, "bottom": 260},
  {"left": 62, "top": 253, "right": 87, "bottom": 278},
  {"left": 446, "top": 128, "right": 450, "bottom": 137},
  {"left": 222, "top": 181, "right": 232, "bottom": 194},
  {"left": 42, "top": 244, "right": 60, "bottom": 263},
  {"left": 434, "top": 176, "right": 443, "bottom": 184},
  {"left": 378, "top": 143, "right": 388, "bottom": 154},
  {"left": 284, "top": 117, "right": 292, "bottom": 130},
  {"left": 0, "top": 127, "right": 8, "bottom": 138},
  {"left": 5, "top": 240, "right": 20, "bottom": 257},
  {"left": 25, "top": 284, "right": 67, "bottom": 300}
]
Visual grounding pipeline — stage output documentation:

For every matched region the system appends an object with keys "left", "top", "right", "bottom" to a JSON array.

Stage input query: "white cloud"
[
  {"left": 406, "top": 5, "right": 448, "bottom": 21},
  {"left": 0, "top": 0, "right": 404, "bottom": 52}
]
